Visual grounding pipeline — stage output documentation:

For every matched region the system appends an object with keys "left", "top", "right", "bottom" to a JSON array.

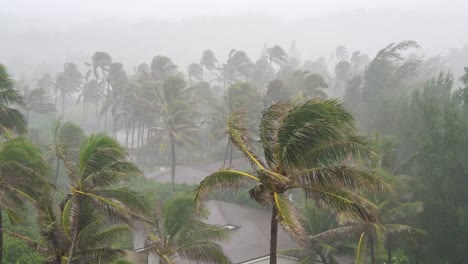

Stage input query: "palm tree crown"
[{"left": 196, "top": 99, "right": 388, "bottom": 264}]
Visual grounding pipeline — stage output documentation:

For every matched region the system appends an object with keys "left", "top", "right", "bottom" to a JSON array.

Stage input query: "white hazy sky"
[{"left": 4, "top": 0, "right": 467, "bottom": 21}]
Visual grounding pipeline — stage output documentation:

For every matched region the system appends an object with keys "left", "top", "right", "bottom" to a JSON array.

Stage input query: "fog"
[
  {"left": 3, "top": 2, "right": 468, "bottom": 78},
  {"left": 1, "top": 1, "right": 468, "bottom": 264}
]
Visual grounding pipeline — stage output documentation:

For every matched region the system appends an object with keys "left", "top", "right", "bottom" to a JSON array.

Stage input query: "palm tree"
[
  {"left": 312, "top": 199, "right": 425, "bottom": 264},
  {"left": 151, "top": 55, "right": 177, "bottom": 80},
  {"left": 0, "top": 136, "right": 48, "bottom": 264},
  {"left": 266, "top": 45, "right": 288, "bottom": 73},
  {"left": 86, "top": 51, "right": 112, "bottom": 130},
  {"left": 187, "top": 63, "right": 203, "bottom": 84},
  {"left": 196, "top": 99, "right": 388, "bottom": 264},
  {"left": 55, "top": 63, "right": 83, "bottom": 118},
  {"left": 22, "top": 86, "right": 56, "bottom": 123},
  {"left": 224, "top": 49, "right": 254, "bottom": 84},
  {"left": 52, "top": 121, "right": 85, "bottom": 189},
  {"left": 135, "top": 76, "right": 199, "bottom": 191},
  {"left": 58, "top": 133, "right": 149, "bottom": 263},
  {"left": 287, "top": 71, "right": 329, "bottom": 99},
  {"left": 0, "top": 64, "right": 28, "bottom": 134},
  {"left": 103, "top": 62, "right": 130, "bottom": 138},
  {"left": 9, "top": 187, "right": 135, "bottom": 264},
  {"left": 200, "top": 50, "right": 219, "bottom": 82},
  {"left": 144, "top": 195, "right": 230, "bottom": 264},
  {"left": 77, "top": 79, "right": 100, "bottom": 128},
  {"left": 282, "top": 203, "right": 344, "bottom": 264}
]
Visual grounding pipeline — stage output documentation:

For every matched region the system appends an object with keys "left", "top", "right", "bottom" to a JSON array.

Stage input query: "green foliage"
[{"left": 144, "top": 195, "right": 230, "bottom": 264}]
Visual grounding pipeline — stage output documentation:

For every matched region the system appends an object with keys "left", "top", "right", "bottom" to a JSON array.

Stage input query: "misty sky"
[{"left": 4, "top": 0, "right": 468, "bottom": 22}]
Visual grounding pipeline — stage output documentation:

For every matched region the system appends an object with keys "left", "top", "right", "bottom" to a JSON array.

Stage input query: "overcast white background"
[{"left": 4, "top": 0, "right": 468, "bottom": 22}]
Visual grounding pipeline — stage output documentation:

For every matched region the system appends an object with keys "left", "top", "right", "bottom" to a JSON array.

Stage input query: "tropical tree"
[
  {"left": 9, "top": 192, "right": 133, "bottom": 264},
  {"left": 151, "top": 55, "right": 178, "bottom": 80},
  {"left": 22, "top": 86, "right": 56, "bottom": 122},
  {"left": 196, "top": 99, "right": 388, "bottom": 264},
  {"left": 144, "top": 195, "right": 230, "bottom": 264},
  {"left": 85, "top": 51, "right": 112, "bottom": 129},
  {"left": 200, "top": 50, "right": 219, "bottom": 81},
  {"left": 287, "top": 70, "right": 328, "bottom": 99},
  {"left": 135, "top": 76, "right": 199, "bottom": 191},
  {"left": 266, "top": 45, "right": 288, "bottom": 72},
  {"left": 0, "top": 136, "right": 48, "bottom": 264},
  {"left": 87, "top": 52, "right": 113, "bottom": 82},
  {"left": 103, "top": 62, "right": 130, "bottom": 137},
  {"left": 187, "top": 63, "right": 203, "bottom": 84},
  {"left": 0, "top": 64, "right": 28, "bottom": 134},
  {"left": 224, "top": 49, "right": 254, "bottom": 84},
  {"left": 55, "top": 63, "right": 83, "bottom": 118},
  {"left": 77, "top": 79, "right": 100, "bottom": 127},
  {"left": 52, "top": 121, "right": 85, "bottom": 189},
  {"left": 58, "top": 133, "right": 149, "bottom": 263}
]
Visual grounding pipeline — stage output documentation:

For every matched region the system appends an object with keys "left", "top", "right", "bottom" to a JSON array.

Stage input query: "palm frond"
[
  {"left": 274, "top": 192, "right": 306, "bottom": 244},
  {"left": 260, "top": 101, "right": 294, "bottom": 168},
  {"left": 227, "top": 111, "right": 266, "bottom": 170},
  {"left": 355, "top": 232, "right": 367, "bottom": 264},
  {"left": 296, "top": 165, "right": 391, "bottom": 193},
  {"left": 278, "top": 99, "right": 357, "bottom": 169},
  {"left": 177, "top": 240, "right": 231, "bottom": 264},
  {"left": 304, "top": 186, "right": 377, "bottom": 223},
  {"left": 194, "top": 169, "right": 259, "bottom": 204},
  {"left": 94, "top": 187, "right": 150, "bottom": 216}
]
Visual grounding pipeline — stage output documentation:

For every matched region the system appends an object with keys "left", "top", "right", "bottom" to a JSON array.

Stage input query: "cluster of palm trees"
[
  {"left": 0, "top": 64, "right": 230, "bottom": 264},
  {"left": 3, "top": 40, "right": 429, "bottom": 264}
]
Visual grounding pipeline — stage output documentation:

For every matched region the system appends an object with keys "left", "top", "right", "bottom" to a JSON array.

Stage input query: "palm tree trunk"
[
  {"left": 62, "top": 94, "right": 66, "bottom": 119},
  {"left": 125, "top": 114, "right": 129, "bottom": 147},
  {"left": 131, "top": 118, "right": 136, "bottom": 161},
  {"left": 54, "top": 156, "right": 60, "bottom": 186},
  {"left": 104, "top": 110, "right": 107, "bottom": 132},
  {"left": 137, "top": 120, "right": 141, "bottom": 163},
  {"left": 55, "top": 89, "right": 59, "bottom": 118},
  {"left": 0, "top": 209, "right": 3, "bottom": 264},
  {"left": 368, "top": 233, "right": 376, "bottom": 264},
  {"left": 318, "top": 253, "right": 329, "bottom": 264},
  {"left": 387, "top": 243, "right": 392, "bottom": 264},
  {"left": 112, "top": 105, "right": 117, "bottom": 138},
  {"left": 95, "top": 99, "right": 100, "bottom": 130},
  {"left": 223, "top": 139, "right": 230, "bottom": 167},
  {"left": 82, "top": 98, "right": 86, "bottom": 127},
  {"left": 270, "top": 204, "right": 278, "bottom": 264},
  {"left": 67, "top": 208, "right": 80, "bottom": 264},
  {"left": 229, "top": 142, "right": 233, "bottom": 166},
  {"left": 169, "top": 131, "right": 176, "bottom": 193}
]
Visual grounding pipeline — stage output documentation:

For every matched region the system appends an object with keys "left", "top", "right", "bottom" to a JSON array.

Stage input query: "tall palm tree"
[
  {"left": 135, "top": 76, "right": 199, "bottom": 192},
  {"left": 282, "top": 203, "right": 344, "bottom": 264},
  {"left": 0, "top": 64, "right": 27, "bottom": 134},
  {"left": 196, "top": 99, "right": 389, "bottom": 264},
  {"left": 22, "top": 86, "right": 56, "bottom": 123},
  {"left": 103, "top": 62, "right": 130, "bottom": 138},
  {"left": 144, "top": 195, "right": 230, "bottom": 264},
  {"left": 312, "top": 199, "right": 425, "bottom": 264},
  {"left": 287, "top": 71, "right": 329, "bottom": 99},
  {"left": 151, "top": 55, "right": 177, "bottom": 81},
  {"left": 77, "top": 79, "right": 100, "bottom": 128},
  {"left": 0, "top": 136, "right": 49, "bottom": 264},
  {"left": 200, "top": 50, "right": 219, "bottom": 82},
  {"left": 266, "top": 45, "right": 288, "bottom": 73},
  {"left": 58, "top": 133, "right": 149, "bottom": 263},
  {"left": 86, "top": 51, "right": 112, "bottom": 130},
  {"left": 187, "top": 63, "right": 203, "bottom": 84},
  {"left": 55, "top": 63, "right": 83, "bottom": 118},
  {"left": 8, "top": 192, "right": 133, "bottom": 264},
  {"left": 52, "top": 121, "right": 85, "bottom": 190}
]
